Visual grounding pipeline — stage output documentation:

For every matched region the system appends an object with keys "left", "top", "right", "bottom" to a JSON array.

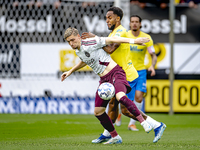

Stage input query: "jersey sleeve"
[
  {"left": 146, "top": 36, "right": 155, "bottom": 54},
  {"left": 95, "top": 36, "right": 106, "bottom": 48}
]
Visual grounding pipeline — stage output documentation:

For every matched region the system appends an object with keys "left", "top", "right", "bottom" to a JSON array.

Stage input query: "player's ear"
[{"left": 116, "top": 16, "right": 120, "bottom": 22}]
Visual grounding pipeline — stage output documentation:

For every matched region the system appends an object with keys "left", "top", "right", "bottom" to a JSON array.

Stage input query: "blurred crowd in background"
[
  {"left": 130, "top": 0, "right": 200, "bottom": 9},
  {"left": 0, "top": 0, "right": 199, "bottom": 9}
]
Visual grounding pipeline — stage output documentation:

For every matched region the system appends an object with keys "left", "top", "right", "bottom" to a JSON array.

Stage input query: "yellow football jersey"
[
  {"left": 108, "top": 25, "right": 138, "bottom": 81},
  {"left": 127, "top": 30, "right": 154, "bottom": 71}
]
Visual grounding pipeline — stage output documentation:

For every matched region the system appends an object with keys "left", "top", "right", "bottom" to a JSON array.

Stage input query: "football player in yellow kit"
[{"left": 126, "top": 15, "right": 157, "bottom": 130}]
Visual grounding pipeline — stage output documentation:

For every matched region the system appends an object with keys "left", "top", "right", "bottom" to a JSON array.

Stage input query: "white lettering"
[
  {"left": 0, "top": 100, "right": 15, "bottom": 113},
  {"left": 35, "top": 100, "right": 46, "bottom": 113},
  {"left": 80, "top": 101, "right": 87, "bottom": 114},
  {"left": 161, "top": 20, "right": 170, "bottom": 34},
  {"left": 95, "top": 20, "right": 106, "bottom": 33},
  {"left": 6, "top": 20, "right": 17, "bottom": 32},
  {"left": 174, "top": 20, "right": 181, "bottom": 34},
  {"left": 47, "top": 100, "right": 58, "bottom": 114},
  {"left": 152, "top": 20, "right": 160, "bottom": 34},
  {"left": 88, "top": 101, "right": 95, "bottom": 114},
  {"left": 27, "top": 19, "right": 35, "bottom": 33},
  {"left": 18, "top": 20, "right": 26, "bottom": 32},
  {"left": 0, "top": 98, "right": 95, "bottom": 114},
  {"left": 83, "top": 15, "right": 109, "bottom": 33},
  {"left": 83, "top": 15, "right": 98, "bottom": 32},
  {"left": 59, "top": 101, "right": 70, "bottom": 114},
  {"left": 7, "top": 50, "right": 13, "bottom": 63},
  {"left": 20, "top": 100, "right": 34, "bottom": 113},
  {"left": 0, "top": 15, "right": 52, "bottom": 33},
  {"left": 141, "top": 15, "right": 187, "bottom": 34},
  {"left": 181, "top": 15, "right": 187, "bottom": 33},
  {"left": 70, "top": 101, "right": 79, "bottom": 114},
  {"left": 37, "top": 20, "right": 46, "bottom": 33},
  {"left": 0, "top": 16, "right": 5, "bottom": 32},
  {"left": 141, "top": 20, "right": 151, "bottom": 33},
  {"left": 47, "top": 15, "right": 52, "bottom": 32},
  {"left": 0, "top": 50, "right": 13, "bottom": 64}
]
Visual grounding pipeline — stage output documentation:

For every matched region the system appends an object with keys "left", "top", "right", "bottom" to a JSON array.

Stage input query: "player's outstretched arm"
[
  {"left": 105, "top": 36, "right": 150, "bottom": 45},
  {"left": 103, "top": 43, "right": 120, "bottom": 54},
  {"left": 61, "top": 61, "right": 87, "bottom": 81}
]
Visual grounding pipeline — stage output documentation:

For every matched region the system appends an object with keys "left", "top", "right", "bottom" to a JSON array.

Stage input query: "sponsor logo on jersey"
[{"left": 130, "top": 46, "right": 143, "bottom": 51}]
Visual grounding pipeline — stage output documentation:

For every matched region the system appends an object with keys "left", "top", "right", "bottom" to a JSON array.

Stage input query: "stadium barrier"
[{"left": 0, "top": 2, "right": 200, "bottom": 113}]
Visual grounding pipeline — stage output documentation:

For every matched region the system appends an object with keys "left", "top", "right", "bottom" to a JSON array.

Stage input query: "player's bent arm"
[
  {"left": 103, "top": 43, "right": 120, "bottom": 54},
  {"left": 61, "top": 61, "right": 87, "bottom": 81},
  {"left": 150, "top": 52, "right": 157, "bottom": 68},
  {"left": 70, "top": 60, "right": 87, "bottom": 72},
  {"left": 148, "top": 52, "right": 157, "bottom": 76},
  {"left": 105, "top": 36, "right": 150, "bottom": 45}
]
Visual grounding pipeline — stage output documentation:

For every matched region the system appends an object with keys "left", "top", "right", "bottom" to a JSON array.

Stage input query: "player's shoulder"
[
  {"left": 127, "top": 30, "right": 132, "bottom": 35},
  {"left": 140, "top": 31, "right": 151, "bottom": 38},
  {"left": 116, "top": 25, "right": 127, "bottom": 33},
  {"left": 114, "top": 25, "right": 128, "bottom": 37}
]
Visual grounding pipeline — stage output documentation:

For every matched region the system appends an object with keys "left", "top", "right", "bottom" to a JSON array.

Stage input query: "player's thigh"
[{"left": 95, "top": 90, "right": 109, "bottom": 107}]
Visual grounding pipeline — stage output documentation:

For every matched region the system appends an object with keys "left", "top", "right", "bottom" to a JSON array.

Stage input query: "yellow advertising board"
[
  {"left": 59, "top": 49, "right": 92, "bottom": 71},
  {"left": 145, "top": 80, "right": 200, "bottom": 112}
]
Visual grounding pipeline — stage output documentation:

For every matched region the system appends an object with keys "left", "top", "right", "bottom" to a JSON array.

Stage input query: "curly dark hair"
[{"left": 107, "top": 6, "right": 123, "bottom": 20}]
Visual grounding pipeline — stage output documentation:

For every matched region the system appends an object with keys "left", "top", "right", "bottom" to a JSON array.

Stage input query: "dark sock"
[
  {"left": 119, "top": 95, "right": 140, "bottom": 117},
  {"left": 95, "top": 112, "right": 116, "bottom": 133}
]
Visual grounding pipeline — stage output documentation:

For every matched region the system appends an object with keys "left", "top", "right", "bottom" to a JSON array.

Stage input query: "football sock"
[
  {"left": 103, "top": 129, "right": 111, "bottom": 137},
  {"left": 110, "top": 130, "right": 118, "bottom": 138},
  {"left": 119, "top": 96, "right": 144, "bottom": 123},
  {"left": 96, "top": 112, "right": 117, "bottom": 136},
  {"left": 129, "top": 101, "right": 143, "bottom": 125},
  {"left": 146, "top": 116, "right": 161, "bottom": 129},
  {"left": 134, "top": 101, "right": 143, "bottom": 110},
  {"left": 128, "top": 118, "right": 137, "bottom": 126}
]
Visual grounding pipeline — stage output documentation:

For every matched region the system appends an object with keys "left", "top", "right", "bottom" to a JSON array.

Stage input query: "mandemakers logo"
[
  {"left": 0, "top": 15, "right": 52, "bottom": 33},
  {"left": 141, "top": 15, "right": 187, "bottom": 34}
]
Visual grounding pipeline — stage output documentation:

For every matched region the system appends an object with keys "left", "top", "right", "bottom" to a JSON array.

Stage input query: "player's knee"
[
  {"left": 135, "top": 96, "right": 143, "bottom": 103},
  {"left": 94, "top": 107, "right": 105, "bottom": 116}
]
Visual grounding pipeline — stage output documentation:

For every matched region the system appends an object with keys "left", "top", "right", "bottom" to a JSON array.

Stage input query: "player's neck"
[
  {"left": 132, "top": 30, "right": 140, "bottom": 37},
  {"left": 111, "top": 22, "right": 121, "bottom": 32},
  {"left": 77, "top": 41, "right": 81, "bottom": 50}
]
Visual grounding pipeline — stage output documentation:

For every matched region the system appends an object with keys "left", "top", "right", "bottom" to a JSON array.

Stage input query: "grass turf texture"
[{"left": 0, "top": 114, "right": 200, "bottom": 150}]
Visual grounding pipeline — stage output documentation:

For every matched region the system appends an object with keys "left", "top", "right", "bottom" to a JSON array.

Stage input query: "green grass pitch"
[{"left": 0, "top": 113, "right": 200, "bottom": 150}]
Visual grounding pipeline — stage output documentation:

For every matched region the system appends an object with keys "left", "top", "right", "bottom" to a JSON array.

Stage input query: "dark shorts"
[{"left": 95, "top": 65, "right": 131, "bottom": 107}]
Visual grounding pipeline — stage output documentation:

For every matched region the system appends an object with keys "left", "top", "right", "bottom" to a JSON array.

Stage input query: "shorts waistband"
[{"left": 100, "top": 64, "right": 121, "bottom": 80}]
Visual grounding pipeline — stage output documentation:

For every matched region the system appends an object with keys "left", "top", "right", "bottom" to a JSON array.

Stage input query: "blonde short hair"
[{"left": 64, "top": 27, "right": 79, "bottom": 40}]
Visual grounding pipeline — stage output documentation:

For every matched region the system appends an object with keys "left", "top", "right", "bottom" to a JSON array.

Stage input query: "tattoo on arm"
[{"left": 151, "top": 53, "right": 157, "bottom": 68}]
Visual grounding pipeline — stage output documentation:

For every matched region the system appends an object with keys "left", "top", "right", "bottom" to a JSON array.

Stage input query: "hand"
[
  {"left": 61, "top": 71, "right": 72, "bottom": 81},
  {"left": 134, "top": 37, "right": 150, "bottom": 45},
  {"left": 148, "top": 65, "right": 156, "bottom": 76},
  {"left": 81, "top": 32, "right": 95, "bottom": 39}
]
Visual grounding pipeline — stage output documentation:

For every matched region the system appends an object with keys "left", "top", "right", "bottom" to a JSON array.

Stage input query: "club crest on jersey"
[{"left": 84, "top": 51, "right": 90, "bottom": 57}]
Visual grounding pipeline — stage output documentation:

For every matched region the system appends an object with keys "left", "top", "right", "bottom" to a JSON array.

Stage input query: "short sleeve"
[{"left": 95, "top": 36, "right": 106, "bottom": 48}]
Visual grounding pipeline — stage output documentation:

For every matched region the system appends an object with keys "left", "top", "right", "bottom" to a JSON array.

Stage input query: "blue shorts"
[{"left": 126, "top": 69, "right": 147, "bottom": 101}]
